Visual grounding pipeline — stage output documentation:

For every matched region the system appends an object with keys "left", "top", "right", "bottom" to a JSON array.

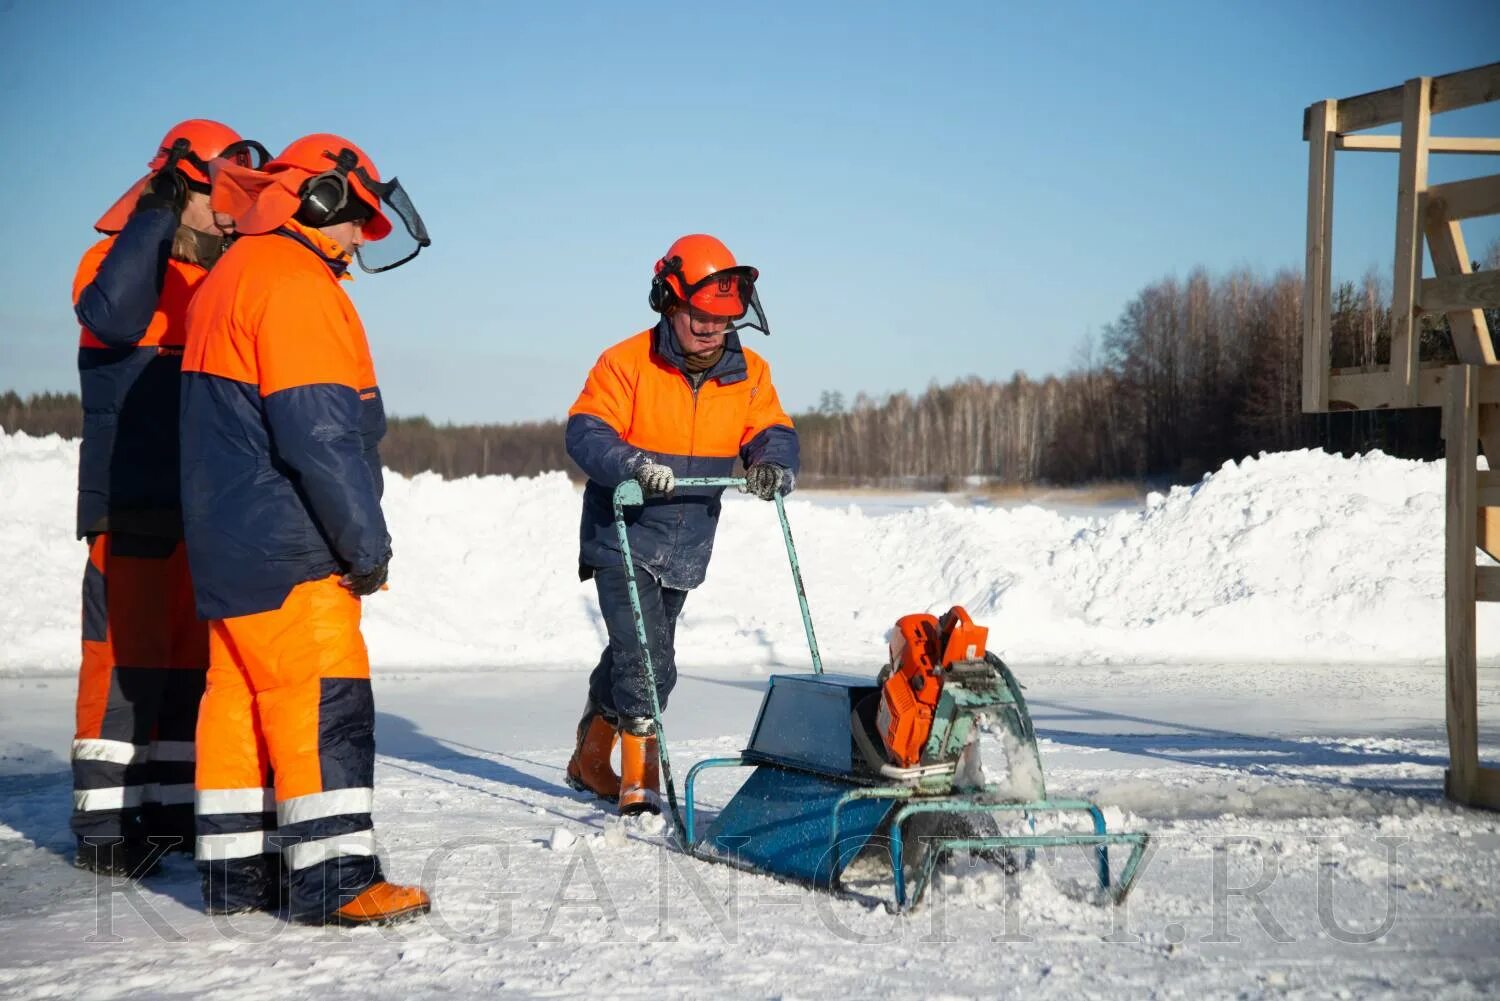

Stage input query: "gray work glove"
[
  {"left": 634, "top": 460, "right": 675, "bottom": 497},
  {"left": 743, "top": 463, "right": 790, "bottom": 501},
  {"left": 341, "top": 557, "right": 389, "bottom": 597}
]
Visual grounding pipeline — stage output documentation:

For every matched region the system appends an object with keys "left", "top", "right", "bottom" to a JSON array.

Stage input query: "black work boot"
[{"left": 74, "top": 837, "right": 163, "bottom": 879}]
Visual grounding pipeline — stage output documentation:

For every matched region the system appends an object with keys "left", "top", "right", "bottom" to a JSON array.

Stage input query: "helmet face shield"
[
  {"left": 677, "top": 265, "right": 770, "bottom": 335},
  {"left": 350, "top": 170, "right": 430, "bottom": 273},
  {"left": 736, "top": 285, "right": 770, "bottom": 337}
]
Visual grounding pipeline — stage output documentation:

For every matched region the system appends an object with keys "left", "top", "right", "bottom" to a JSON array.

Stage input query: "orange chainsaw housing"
[{"left": 876, "top": 606, "right": 989, "bottom": 767}]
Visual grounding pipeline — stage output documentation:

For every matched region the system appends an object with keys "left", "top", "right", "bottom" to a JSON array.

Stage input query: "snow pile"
[{"left": 0, "top": 430, "right": 1479, "bottom": 674}]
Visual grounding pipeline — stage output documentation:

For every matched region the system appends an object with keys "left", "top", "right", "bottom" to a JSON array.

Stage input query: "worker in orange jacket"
[
  {"left": 180, "top": 134, "right": 431, "bottom": 924},
  {"left": 70, "top": 120, "right": 267, "bottom": 877},
  {"left": 565, "top": 235, "right": 800, "bottom": 814}
]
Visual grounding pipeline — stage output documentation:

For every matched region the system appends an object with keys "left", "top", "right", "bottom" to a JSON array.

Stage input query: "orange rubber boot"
[
  {"left": 618, "top": 730, "right": 661, "bottom": 816},
  {"left": 566, "top": 709, "right": 620, "bottom": 801},
  {"left": 327, "top": 881, "right": 431, "bottom": 926}
]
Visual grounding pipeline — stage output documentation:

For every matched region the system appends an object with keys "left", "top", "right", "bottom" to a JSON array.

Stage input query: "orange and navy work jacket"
[
  {"left": 73, "top": 205, "right": 206, "bottom": 539},
  {"left": 179, "top": 220, "right": 390, "bottom": 619},
  {"left": 566, "top": 321, "right": 799, "bottom": 589}
]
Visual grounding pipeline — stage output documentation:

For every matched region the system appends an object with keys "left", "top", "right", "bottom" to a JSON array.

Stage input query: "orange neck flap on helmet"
[
  {"left": 210, "top": 163, "right": 313, "bottom": 237},
  {"left": 214, "top": 134, "right": 393, "bottom": 241},
  {"left": 94, "top": 119, "right": 247, "bottom": 235},
  {"left": 210, "top": 163, "right": 393, "bottom": 242}
]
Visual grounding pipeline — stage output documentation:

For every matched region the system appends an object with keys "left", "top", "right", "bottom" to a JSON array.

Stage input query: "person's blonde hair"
[{"left": 171, "top": 225, "right": 206, "bottom": 266}]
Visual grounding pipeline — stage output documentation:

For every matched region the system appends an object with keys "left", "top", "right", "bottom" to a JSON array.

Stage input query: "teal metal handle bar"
[
  {"left": 682, "top": 755, "right": 751, "bottom": 846},
  {"left": 611, "top": 476, "right": 823, "bottom": 676},
  {"left": 610, "top": 475, "right": 822, "bottom": 844}
]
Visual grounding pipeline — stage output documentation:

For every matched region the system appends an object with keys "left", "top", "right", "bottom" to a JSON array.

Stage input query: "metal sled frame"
[{"left": 611, "top": 477, "right": 1149, "bottom": 911}]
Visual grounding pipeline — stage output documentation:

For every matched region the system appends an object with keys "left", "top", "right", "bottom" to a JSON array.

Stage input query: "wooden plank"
[
  {"left": 1302, "top": 100, "right": 1336, "bottom": 413},
  {"left": 1330, "top": 366, "right": 1446, "bottom": 409},
  {"left": 1390, "top": 78, "right": 1433, "bottom": 408},
  {"left": 1337, "top": 135, "right": 1500, "bottom": 155},
  {"left": 1475, "top": 766, "right": 1500, "bottom": 811},
  {"left": 1423, "top": 218, "right": 1495, "bottom": 363},
  {"left": 1446, "top": 765, "right": 1500, "bottom": 810},
  {"left": 1426, "top": 174, "right": 1500, "bottom": 221},
  {"left": 1420, "top": 270, "right": 1500, "bottom": 314},
  {"left": 1476, "top": 566, "right": 1500, "bottom": 601},
  {"left": 1478, "top": 470, "right": 1500, "bottom": 508},
  {"left": 1446, "top": 365, "right": 1481, "bottom": 805},
  {"left": 1431, "top": 61, "right": 1500, "bottom": 117},
  {"left": 1321, "top": 62, "right": 1500, "bottom": 136},
  {"left": 1329, "top": 364, "right": 1500, "bottom": 410},
  {"left": 1330, "top": 368, "right": 1428, "bottom": 409},
  {"left": 1478, "top": 507, "right": 1500, "bottom": 561},
  {"left": 1478, "top": 405, "right": 1500, "bottom": 561},
  {"left": 1328, "top": 85, "right": 1404, "bottom": 137}
]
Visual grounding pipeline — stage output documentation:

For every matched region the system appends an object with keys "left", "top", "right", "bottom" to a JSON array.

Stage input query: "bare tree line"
[
  {"left": 7, "top": 249, "right": 1497, "bottom": 488},
  {"left": 797, "top": 261, "right": 1490, "bottom": 488}
]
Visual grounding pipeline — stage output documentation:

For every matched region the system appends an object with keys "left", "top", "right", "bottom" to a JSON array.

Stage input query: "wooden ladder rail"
[{"left": 1444, "top": 365, "right": 1500, "bottom": 809}]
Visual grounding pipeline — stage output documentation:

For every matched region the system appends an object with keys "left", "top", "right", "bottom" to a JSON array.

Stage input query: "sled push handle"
[
  {"left": 611, "top": 477, "right": 823, "bottom": 676},
  {"left": 611, "top": 476, "right": 824, "bottom": 843}
]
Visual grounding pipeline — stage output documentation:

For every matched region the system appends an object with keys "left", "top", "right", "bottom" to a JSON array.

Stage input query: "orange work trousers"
[
  {"left": 72, "top": 532, "right": 208, "bottom": 849},
  {"left": 195, "top": 576, "right": 383, "bottom": 919}
]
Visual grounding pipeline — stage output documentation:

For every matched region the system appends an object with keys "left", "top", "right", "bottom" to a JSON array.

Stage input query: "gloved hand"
[
  {"left": 634, "top": 460, "right": 675, "bottom": 497},
  {"left": 743, "top": 463, "right": 790, "bottom": 501},
  {"left": 341, "top": 557, "right": 389, "bottom": 597},
  {"left": 135, "top": 167, "right": 188, "bottom": 217}
]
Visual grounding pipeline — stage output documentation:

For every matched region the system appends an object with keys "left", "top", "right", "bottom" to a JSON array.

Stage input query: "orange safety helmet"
[
  {"left": 212, "top": 133, "right": 430, "bottom": 273},
  {"left": 649, "top": 234, "right": 770, "bottom": 334},
  {"left": 94, "top": 118, "right": 253, "bottom": 234},
  {"left": 214, "top": 133, "right": 393, "bottom": 242},
  {"left": 150, "top": 119, "right": 247, "bottom": 187},
  {"left": 267, "top": 134, "right": 393, "bottom": 241}
]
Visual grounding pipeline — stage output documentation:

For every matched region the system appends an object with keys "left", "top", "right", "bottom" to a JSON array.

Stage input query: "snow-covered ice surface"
[
  {"left": 2, "top": 430, "right": 1499, "bottom": 999},
  {"left": 3, "top": 665, "right": 1498, "bottom": 1000}
]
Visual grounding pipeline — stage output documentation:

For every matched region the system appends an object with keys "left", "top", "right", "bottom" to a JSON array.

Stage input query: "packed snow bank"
[{"left": 0, "top": 430, "right": 1480, "bottom": 674}]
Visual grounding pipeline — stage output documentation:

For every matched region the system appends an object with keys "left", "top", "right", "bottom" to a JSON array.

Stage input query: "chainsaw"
[{"left": 854, "top": 605, "right": 1045, "bottom": 799}]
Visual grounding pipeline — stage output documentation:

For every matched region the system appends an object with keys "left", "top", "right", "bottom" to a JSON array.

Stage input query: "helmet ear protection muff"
[
  {"left": 648, "top": 255, "right": 684, "bottom": 313},
  {"left": 296, "top": 173, "right": 349, "bottom": 227},
  {"left": 295, "top": 148, "right": 365, "bottom": 228},
  {"left": 157, "top": 138, "right": 213, "bottom": 195}
]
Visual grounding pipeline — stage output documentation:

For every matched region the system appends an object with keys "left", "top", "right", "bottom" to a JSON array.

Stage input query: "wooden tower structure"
[{"left": 1302, "top": 61, "right": 1500, "bottom": 809}]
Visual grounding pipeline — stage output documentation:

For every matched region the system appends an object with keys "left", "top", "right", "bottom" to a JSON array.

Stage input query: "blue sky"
[{"left": 2, "top": 0, "right": 1498, "bottom": 423}]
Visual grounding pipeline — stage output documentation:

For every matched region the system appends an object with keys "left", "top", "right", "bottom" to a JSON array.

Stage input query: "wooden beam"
[
  {"left": 1420, "top": 269, "right": 1500, "bottom": 314},
  {"left": 1303, "top": 100, "right": 1336, "bottom": 413},
  {"left": 1326, "top": 86, "right": 1404, "bottom": 138},
  {"left": 1336, "top": 135, "right": 1500, "bottom": 155},
  {"left": 1426, "top": 174, "right": 1500, "bottom": 222},
  {"left": 1478, "top": 405, "right": 1500, "bottom": 562},
  {"left": 1329, "top": 364, "right": 1500, "bottom": 410},
  {"left": 1314, "top": 62, "right": 1500, "bottom": 137},
  {"left": 1390, "top": 78, "right": 1433, "bottom": 408},
  {"left": 1479, "top": 508, "right": 1500, "bottom": 562},
  {"left": 1446, "top": 365, "right": 1482, "bottom": 805},
  {"left": 1447, "top": 766, "right": 1500, "bottom": 810},
  {"left": 1431, "top": 61, "right": 1500, "bottom": 118},
  {"left": 1476, "top": 566, "right": 1500, "bottom": 601},
  {"left": 1476, "top": 766, "right": 1500, "bottom": 811},
  {"left": 1329, "top": 366, "right": 1445, "bottom": 409},
  {"left": 1477, "top": 470, "right": 1500, "bottom": 508},
  {"left": 1423, "top": 217, "right": 1495, "bottom": 363}
]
